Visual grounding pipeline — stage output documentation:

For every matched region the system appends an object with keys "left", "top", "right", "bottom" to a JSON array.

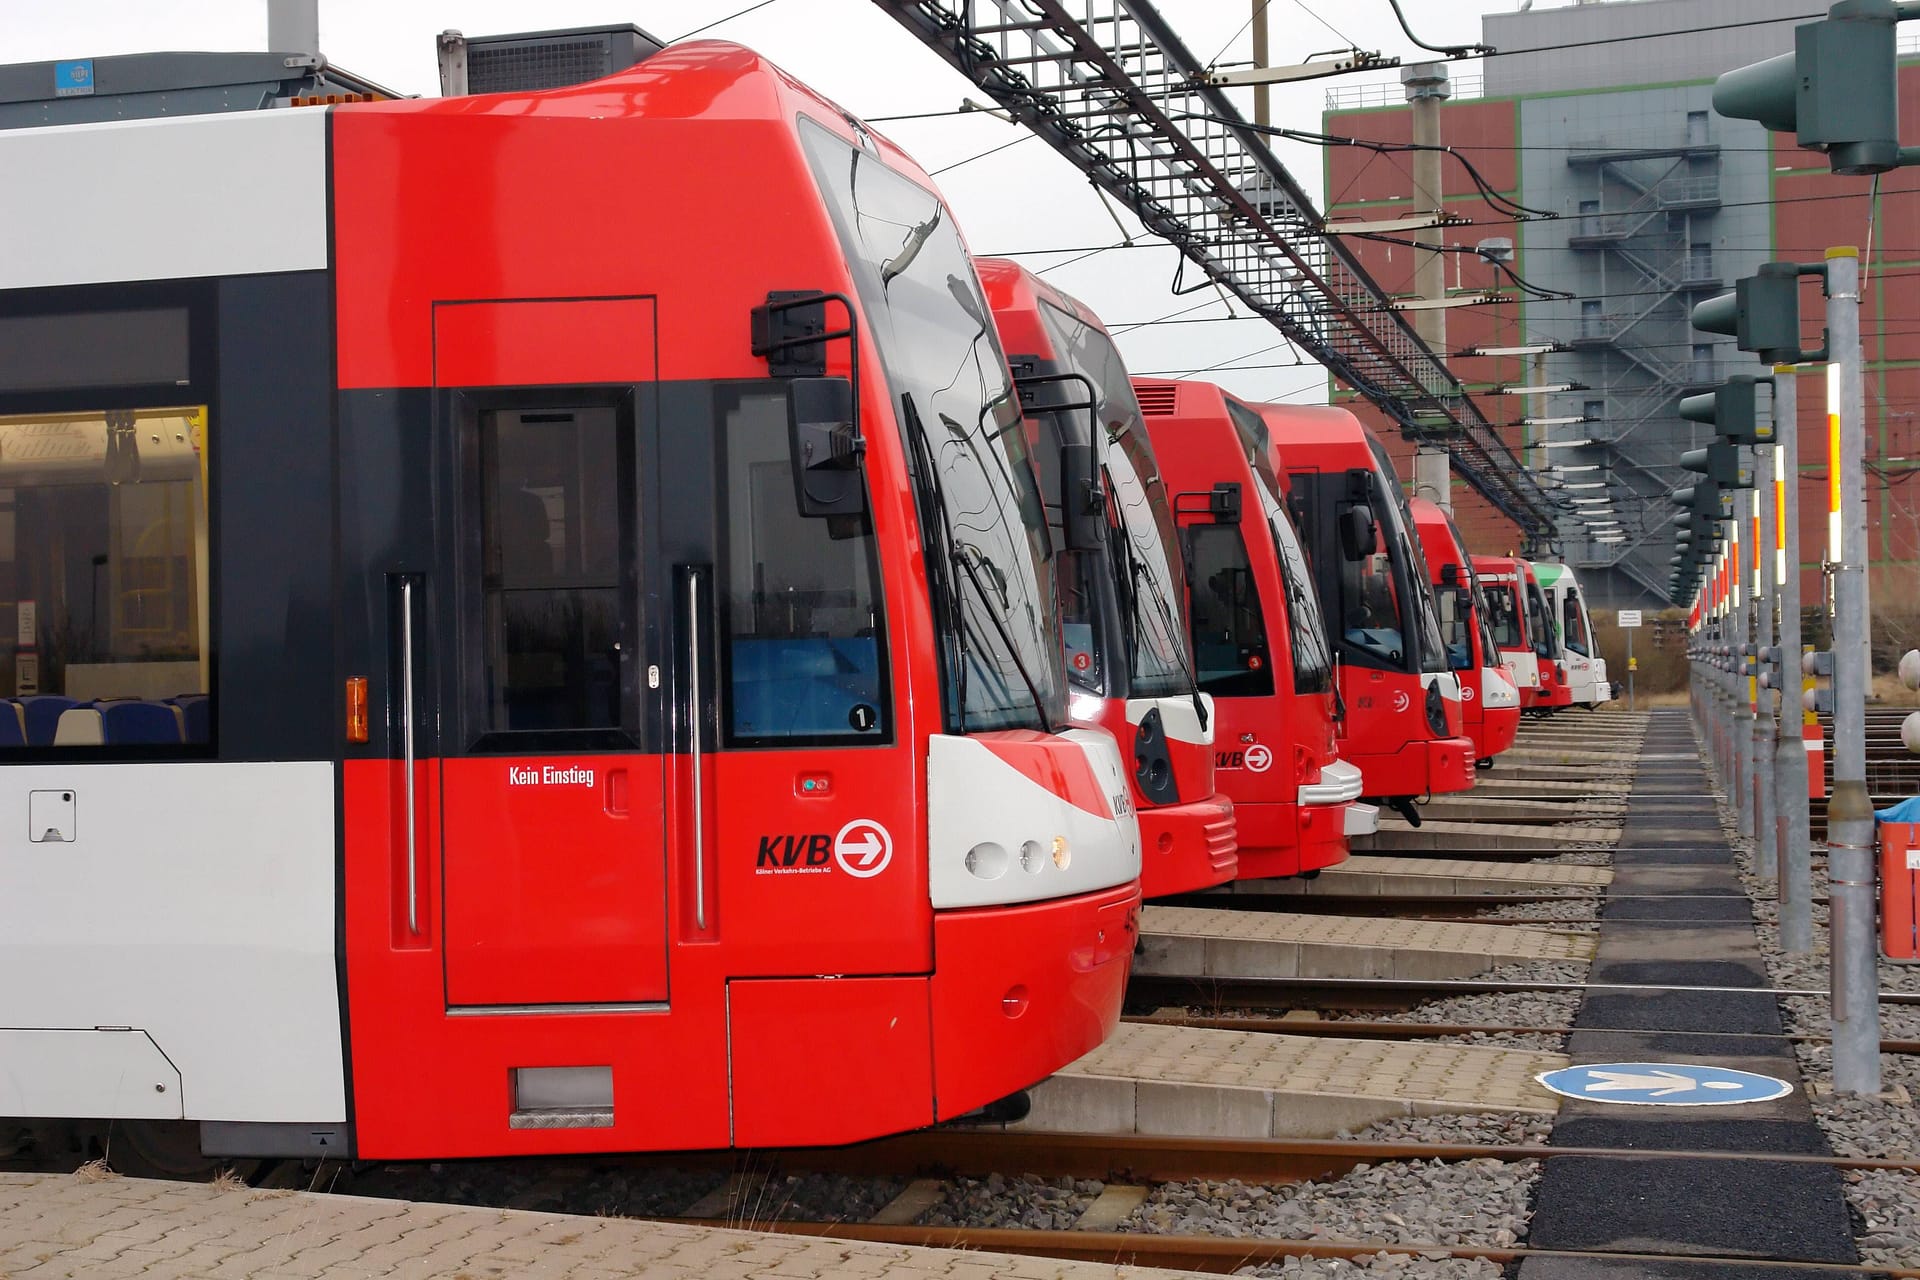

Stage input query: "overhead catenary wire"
[{"left": 668, "top": 0, "right": 785, "bottom": 42}]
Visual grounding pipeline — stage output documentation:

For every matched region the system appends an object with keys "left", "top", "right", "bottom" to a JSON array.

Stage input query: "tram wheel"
[{"left": 99, "top": 1120, "right": 248, "bottom": 1182}]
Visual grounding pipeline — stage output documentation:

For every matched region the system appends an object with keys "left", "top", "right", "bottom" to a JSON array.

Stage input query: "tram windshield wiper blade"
[{"left": 881, "top": 206, "right": 942, "bottom": 288}]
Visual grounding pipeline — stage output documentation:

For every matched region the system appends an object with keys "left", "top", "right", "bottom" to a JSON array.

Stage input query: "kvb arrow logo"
[{"left": 833, "top": 818, "right": 894, "bottom": 878}]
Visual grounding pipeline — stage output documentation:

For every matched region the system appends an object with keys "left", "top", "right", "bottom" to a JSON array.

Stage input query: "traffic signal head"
[
  {"left": 1681, "top": 441, "right": 1753, "bottom": 488},
  {"left": 1691, "top": 268, "right": 1806, "bottom": 364},
  {"left": 1672, "top": 479, "right": 1726, "bottom": 516},
  {"left": 1679, "top": 374, "right": 1775, "bottom": 445},
  {"left": 1713, "top": 0, "right": 1905, "bottom": 176}
]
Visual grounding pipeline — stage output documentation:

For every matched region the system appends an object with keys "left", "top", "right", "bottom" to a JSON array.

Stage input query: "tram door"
[{"left": 431, "top": 299, "right": 668, "bottom": 1009}]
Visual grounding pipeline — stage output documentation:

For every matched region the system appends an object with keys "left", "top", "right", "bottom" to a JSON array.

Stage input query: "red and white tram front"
[{"left": 0, "top": 42, "right": 1140, "bottom": 1162}]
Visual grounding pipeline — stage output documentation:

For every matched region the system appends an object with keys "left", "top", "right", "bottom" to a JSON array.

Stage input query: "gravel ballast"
[
  {"left": 916, "top": 1173, "right": 1097, "bottom": 1229},
  {"left": 1848, "top": 1167, "right": 1920, "bottom": 1270},
  {"left": 1337, "top": 1111, "right": 1554, "bottom": 1147},
  {"left": 1128, "top": 1158, "right": 1538, "bottom": 1248},
  {"left": 1236, "top": 1255, "right": 1505, "bottom": 1278},
  {"left": 1331, "top": 960, "right": 1587, "bottom": 1034}
]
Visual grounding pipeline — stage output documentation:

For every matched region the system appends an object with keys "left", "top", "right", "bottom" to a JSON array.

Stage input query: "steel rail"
[{"left": 670, "top": 1216, "right": 1918, "bottom": 1276}]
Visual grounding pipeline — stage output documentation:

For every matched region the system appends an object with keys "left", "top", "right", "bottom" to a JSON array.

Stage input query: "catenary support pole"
[
  {"left": 1404, "top": 63, "right": 1452, "bottom": 514},
  {"left": 1775, "top": 368, "right": 1813, "bottom": 953},
  {"left": 1825, "top": 248, "right": 1880, "bottom": 1096},
  {"left": 1755, "top": 441, "right": 1778, "bottom": 888},
  {"left": 1733, "top": 488, "right": 1754, "bottom": 842}
]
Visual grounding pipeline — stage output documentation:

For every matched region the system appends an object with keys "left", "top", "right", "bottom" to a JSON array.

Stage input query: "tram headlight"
[{"left": 1425, "top": 680, "right": 1447, "bottom": 736}]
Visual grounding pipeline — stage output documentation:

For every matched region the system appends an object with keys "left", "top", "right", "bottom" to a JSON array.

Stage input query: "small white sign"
[
  {"left": 16, "top": 599, "right": 35, "bottom": 647},
  {"left": 1906, "top": 848, "right": 1920, "bottom": 872},
  {"left": 1617, "top": 610, "right": 1643, "bottom": 628}
]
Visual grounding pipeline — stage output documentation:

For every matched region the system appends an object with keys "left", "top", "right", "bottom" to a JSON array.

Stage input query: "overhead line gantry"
[{"left": 873, "top": 0, "right": 1561, "bottom": 539}]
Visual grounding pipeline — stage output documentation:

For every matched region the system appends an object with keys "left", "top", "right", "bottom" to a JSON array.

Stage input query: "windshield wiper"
[
  {"left": 881, "top": 206, "right": 942, "bottom": 289},
  {"left": 903, "top": 393, "right": 1055, "bottom": 735}
]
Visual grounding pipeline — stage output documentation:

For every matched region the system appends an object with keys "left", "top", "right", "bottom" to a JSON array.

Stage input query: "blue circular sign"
[{"left": 1537, "top": 1062, "right": 1793, "bottom": 1106}]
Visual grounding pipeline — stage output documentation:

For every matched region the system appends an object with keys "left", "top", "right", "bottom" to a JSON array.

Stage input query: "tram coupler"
[{"left": 1388, "top": 796, "right": 1423, "bottom": 827}]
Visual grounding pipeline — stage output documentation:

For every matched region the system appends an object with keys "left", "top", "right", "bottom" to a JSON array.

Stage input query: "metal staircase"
[{"left": 872, "top": 0, "right": 1559, "bottom": 539}]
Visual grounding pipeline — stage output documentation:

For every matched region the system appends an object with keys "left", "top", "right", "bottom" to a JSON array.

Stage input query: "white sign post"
[{"left": 1617, "top": 611, "right": 1642, "bottom": 712}]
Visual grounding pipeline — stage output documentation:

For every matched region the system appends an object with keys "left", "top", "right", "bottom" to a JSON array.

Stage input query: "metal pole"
[
  {"left": 1825, "top": 247, "right": 1881, "bottom": 1096},
  {"left": 1404, "top": 64, "right": 1452, "bottom": 513},
  {"left": 1733, "top": 489, "right": 1754, "bottom": 841},
  {"left": 1628, "top": 628, "right": 1636, "bottom": 713},
  {"left": 1775, "top": 367, "right": 1813, "bottom": 953},
  {"left": 1251, "top": 0, "right": 1270, "bottom": 129},
  {"left": 1755, "top": 441, "right": 1778, "bottom": 888}
]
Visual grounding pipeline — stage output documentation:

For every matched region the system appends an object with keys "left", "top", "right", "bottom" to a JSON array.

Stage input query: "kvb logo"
[
  {"left": 1243, "top": 744, "right": 1274, "bottom": 773},
  {"left": 1461, "top": 683, "right": 1476, "bottom": 702},
  {"left": 833, "top": 818, "right": 893, "bottom": 878},
  {"left": 1391, "top": 690, "right": 1411, "bottom": 713}
]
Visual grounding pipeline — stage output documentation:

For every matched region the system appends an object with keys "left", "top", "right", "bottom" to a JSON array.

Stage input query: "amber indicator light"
[{"left": 346, "top": 677, "right": 369, "bottom": 744}]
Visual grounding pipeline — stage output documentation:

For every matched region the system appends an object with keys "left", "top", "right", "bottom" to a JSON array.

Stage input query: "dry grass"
[
  {"left": 72, "top": 1159, "right": 118, "bottom": 1184},
  {"left": 209, "top": 1168, "right": 247, "bottom": 1192}
]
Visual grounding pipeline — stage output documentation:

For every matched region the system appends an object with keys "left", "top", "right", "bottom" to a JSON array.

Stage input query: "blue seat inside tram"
[
  {"left": 172, "top": 694, "right": 210, "bottom": 744},
  {"left": 18, "top": 695, "right": 79, "bottom": 746},
  {"left": 730, "top": 637, "right": 882, "bottom": 738},
  {"left": 4, "top": 695, "right": 208, "bottom": 746},
  {"left": 101, "top": 700, "right": 185, "bottom": 744}
]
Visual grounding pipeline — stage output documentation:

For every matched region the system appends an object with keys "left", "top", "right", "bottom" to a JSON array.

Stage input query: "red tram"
[
  {"left": 978, "top": 261, "right": 1236, "bottom": 898},
  {"left": 0, "top": 40, "right": 1142, "bottom": 1164},
  {"left": 1473, "top": 554, "right": 1565, "bottom": 713},
  {"left": 1130, "top": 379, "right": 1366, "bottom": 880},
  {"left": 1409, "top": 499, "right": 1521, "bottom": 766},
  {"left": 1251, "top": 405, "right": 1475, "bottom": 819}
]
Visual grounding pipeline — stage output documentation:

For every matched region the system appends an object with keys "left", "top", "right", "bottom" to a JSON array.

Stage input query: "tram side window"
[
  {"left": 0, "top": 408, "right": 210, "bottom": 748},
  {"left": 1184, "top": 524, "right": 1274, "bottom": 698},
  {"left": 476, "top": 406, "right": 629, "bottom": 737},
  {"left": 720, "top": 388, "right": 888, "bottom": 744}
]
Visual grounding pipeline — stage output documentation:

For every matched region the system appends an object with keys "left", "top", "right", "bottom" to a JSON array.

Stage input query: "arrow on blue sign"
[{"left": 1537, "top": 1062, "right": 1792, "bottom": 1106}]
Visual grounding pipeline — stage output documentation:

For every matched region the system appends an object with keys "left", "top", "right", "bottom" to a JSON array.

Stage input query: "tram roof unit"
[
  {"left": 0, "top": 51, "right": 406, "bottom": 129},
  {"left": 0, "top": 24, "right": 672, "bottom": 131}
]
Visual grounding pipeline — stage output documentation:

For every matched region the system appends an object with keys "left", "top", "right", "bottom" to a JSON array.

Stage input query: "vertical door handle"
[
  {"left": 685, "top": 571, "right": 708, "bottom": 930},
  {"left": 399, "top": 576, "right": 420, "bottom": 936}
]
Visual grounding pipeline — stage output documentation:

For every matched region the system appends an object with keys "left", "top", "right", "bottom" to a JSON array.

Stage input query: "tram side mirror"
[
  {"left": 1337, "top": 505, "right": 1377, "bottom": 562},
  {"left": 1209, "top": 482, "right": 1242, "bottom": 525},
  {"left": 1060, "top": 441, "right": 1105, "bottom": 552},
  {"left": 1440, "top": 562, "right": 1459, "bottom": 586},
  {"left": 787, "top": 377, "right": 866, "bottom": 520}
]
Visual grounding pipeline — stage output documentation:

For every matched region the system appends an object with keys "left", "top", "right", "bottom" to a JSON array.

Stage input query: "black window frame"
[
  {"left": 710, "top": 379, "right": 895, "bottom": 750},
  {"left": 1181, "top": 520, "right": 1277, "bottom": 700},
  {"left": 0, "top": 278, "right": 219, "bottom": 762},
  {"left": 451, "top": 385, "right": 645, "bottom": 756}
]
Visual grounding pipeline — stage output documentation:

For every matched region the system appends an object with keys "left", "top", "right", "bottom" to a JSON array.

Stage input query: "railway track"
[{"left": 1127, "top": 971, "right": 1920, "bottom": 1015}]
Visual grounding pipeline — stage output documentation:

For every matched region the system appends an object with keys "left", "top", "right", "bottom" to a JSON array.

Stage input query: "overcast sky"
[{"left": 1, "top": 0, "right": 1592, "bottom": 405}]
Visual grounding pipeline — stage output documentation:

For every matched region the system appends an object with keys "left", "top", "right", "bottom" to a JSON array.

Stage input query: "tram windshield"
[
  {"left": 801, "top": 121, "right": 1065, "bottom": 731},
  {"left": 1562, "top": 587, "right": 1592, "bottom": 657},
  {"left": 1482, "top": 582, "right": 1525, "bottom": 649},
  {"left": 1034, "top": 300, "right": 1192, "bottom": 700},
  {"left": 1223, "top": 400, "right": 1332, "bottom": 695},
  {"left": 1526, "top": 578, "right": 1558, "bottom": 660}
]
